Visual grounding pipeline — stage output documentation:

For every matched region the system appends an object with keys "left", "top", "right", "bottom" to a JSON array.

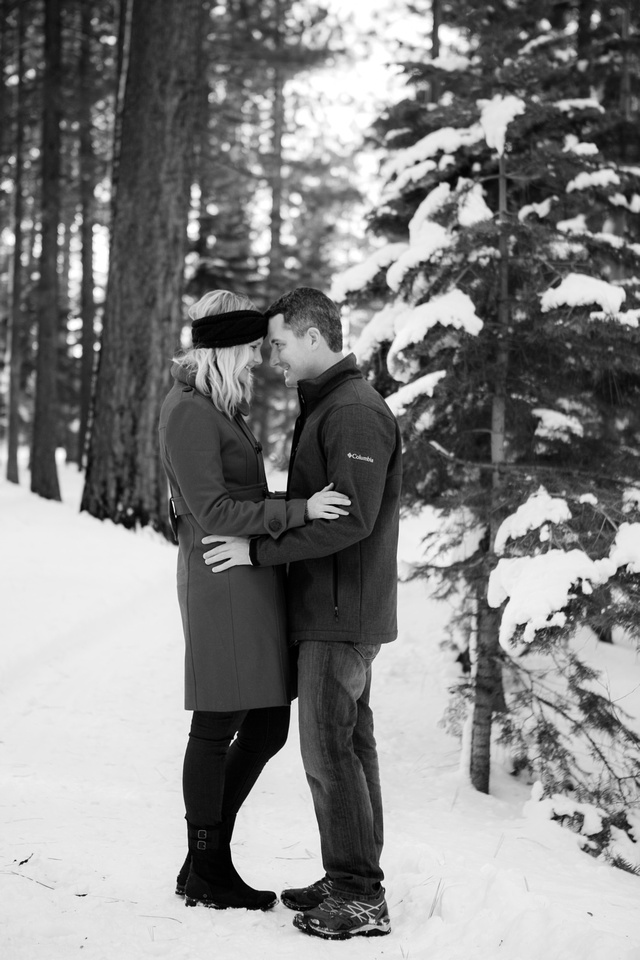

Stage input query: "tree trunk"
[
  {"left": 110, "top": 0, "right": 133, "bottom": 214},
  {"left": 78, "top": 0, "right": 96, "bottom": 467},
  {"left": 470, "top": 153, "right": 509, "bottom": 793},
  {"left": 5, "top": 0, "right": 25, "bottom": 484},
  {"left": 430, "top": 0, "right": 441, "bottom": 103},
  {"left": 31, "top": 0, "right": 62, "bottom": 500},
  {"left": 81, "top": 0, "right": 202, "bottom": 533},
  {"left": 268, "top": 0, "right": 285, "bottom": 290}
]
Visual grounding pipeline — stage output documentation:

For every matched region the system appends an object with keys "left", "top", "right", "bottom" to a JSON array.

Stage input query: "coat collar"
[
  {"left": 170, "top": 362, "right": 250, "bottom": 417},
  {"left": 297, "top": 353, "right": 362, "bottom": 409}
]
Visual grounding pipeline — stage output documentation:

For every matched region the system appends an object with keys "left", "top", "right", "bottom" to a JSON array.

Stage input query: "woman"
[{"left": 158, "top": 290, "right": 349, "bottom": 912}]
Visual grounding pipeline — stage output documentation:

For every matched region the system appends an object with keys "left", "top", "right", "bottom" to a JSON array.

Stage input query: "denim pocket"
[{"left": 353, "top": 642, "right": 381, "bottom": 663}]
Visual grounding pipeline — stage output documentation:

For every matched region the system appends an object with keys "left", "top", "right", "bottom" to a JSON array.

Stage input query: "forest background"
[{"left": 1, "top": 0, "right": 640, "bottom": 863}]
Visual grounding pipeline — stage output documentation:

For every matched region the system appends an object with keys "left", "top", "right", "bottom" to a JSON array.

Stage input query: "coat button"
[{"left": 268, "top": 519, "right": 282, "bottom": 532}]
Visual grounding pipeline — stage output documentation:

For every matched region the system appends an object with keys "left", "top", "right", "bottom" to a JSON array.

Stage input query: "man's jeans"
[{"left": 297, "top": 639, "right": 384, "bottom": 899}]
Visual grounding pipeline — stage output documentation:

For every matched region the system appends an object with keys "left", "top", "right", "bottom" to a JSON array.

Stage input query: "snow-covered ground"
[{"left": 1, "top": 459, "right": 640, "bottom": 960}]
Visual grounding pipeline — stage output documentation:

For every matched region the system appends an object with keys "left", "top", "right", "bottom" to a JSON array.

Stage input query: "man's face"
[{"left": 268, "top": 313, "right": 314, "bottom": 388}]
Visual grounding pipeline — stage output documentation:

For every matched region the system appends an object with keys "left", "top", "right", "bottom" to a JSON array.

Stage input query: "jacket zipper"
[{"left": 332, "top": 556, "right": 339, "bottom": 621}]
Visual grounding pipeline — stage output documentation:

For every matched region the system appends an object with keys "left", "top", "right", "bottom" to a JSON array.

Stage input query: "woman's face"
[{"left": 239, "top": 338, "right": 264, "bottom": 384}]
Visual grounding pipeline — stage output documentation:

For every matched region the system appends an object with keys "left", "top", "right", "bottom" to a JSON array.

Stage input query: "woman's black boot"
[
  {"left": 184, "top": 823, "right": 277, "bottom": 911},
  {"left": 175, "top": 853, "right": 191, "bottom": 897}
]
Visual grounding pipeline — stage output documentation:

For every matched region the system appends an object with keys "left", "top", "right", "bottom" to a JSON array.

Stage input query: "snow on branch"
[
  {"left": 382, "top": 124, "right": 484, "bottom": 182},
  {"left": 457, "top": 180, "right": 493, "bottom": 226},
  {"left": 330, "top": 242, "right": 409, "bottom": 302},
  {"left": 386, "top": 223, "right": 453, "bottom": 292},
  {"left": 489, "top": 523, "right": 640, "bottom": 649},
  {"left": 553, "top": 98, "right": 605, "bottom": 114},
  {"left": 566, "top": 169, "right": 621, "bottom": 192},
  {"left": 532, "top": 409, "right": 584, "bottom": 441},
  {"left": 488, "top": 550, "right": 614, "bottom": 649},
  {"left": 385, "top": 370, "right": 447, "bottom": 416},
  {"left": 540, "top": 273, "right": 626, "bottom": 314},
  {"left": 386, "top": 289, "right": 483, "bottom": 379},
  {"left": 477, "top": 94, "right": 526, "bottom": 156},
  {"left": 494, "top": 487, "right": 572, "bottom": 555},
  {"left": 351, "top": 302, "right": 408, "bottom": 365},
  {"left": 519, "top": 197, "right": 556, "bottom": 221}
]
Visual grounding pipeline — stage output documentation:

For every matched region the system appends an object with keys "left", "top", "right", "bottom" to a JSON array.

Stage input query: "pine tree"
[{"left": 333, "top": 0, "right": 640, "bottom": 814}]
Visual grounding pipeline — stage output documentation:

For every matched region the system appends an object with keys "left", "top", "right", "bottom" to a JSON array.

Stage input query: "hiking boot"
[
  {"left": 281, "top": 875, "right": 334, "bottom": 911},
  {"left": 293, "top": 888, "right": 391, "bottom": 940}
]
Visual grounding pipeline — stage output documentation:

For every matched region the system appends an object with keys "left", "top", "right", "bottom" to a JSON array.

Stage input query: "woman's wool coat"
[{"left": 158, "top": 363, "right": 306, "bottom": 711}]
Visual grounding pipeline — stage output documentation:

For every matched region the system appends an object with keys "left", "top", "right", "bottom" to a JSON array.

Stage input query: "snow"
[
  {"left": 494, "top": 487, "right": 572, "bottom": 556},
  {"left": 589, "top": 308, "right": 640, "bottom": 328},
  {"left": 609, "top": 193, "right": 640, "bottom": 214},
  {"left": 557, "top": 213, "right": 587, "bottom": 234},
  {"left": 519, "top": 197, "right": 556, "bottom": 221},
  {"left": 430, "top": 53, "right": 473, "bottom": 72},
  {"left": 457, "top": 180, "right": 493, "bottom": 226},
  {"left": 408, "top": 182, "right": 451, "bottom": 239},
  {"left": 385, "top": 157, "right": 437, "bottom": 197},
  {"left": 532, "top": 408, "right": 585, "bottom": 440},
  {"left": 2, "top": 461, "right": 640, "bottom": 960},
  {"left": 488, "top": 550, "right": 615, "bottom": 648},
  {"left": 623, "top": 488, "right": 640, "bottom": 514},
  {"left": 330, "top": 242, "right": 409, "bottom": 302},
  {"left": 566, "top": 169, "right": 621, "bottom": 192},
  {"left": 563, "top": 135, "right": 599, "bottom": 156},
  {"left": 386, "top": 288, "right": 483, "bottom": 378},
  {"left": 553, "top": 98, "right": 605, "bottom": 114},
  {"left": 609, "top": 522, "right": 640, "bottom": 574},
  {"left": 489, "top": 522, "right": 640, "bottom": 649},
  {"left": 351, "top": 301, "right": 407, "bottom": 365},
  {"left": 397, "top": 503, "right": 486, "bottom": 576},
  {"left": 386, "top": 222, "right": 452, "bottom": 291},
  {"left": 384, "top": 369, "right": 447, "bottom": 416},
  {"left": 382, "top": 123, "right": 484, "bottom": 189},
  {"left": 477, "top": 95, "right": 526, "bottom": 156},
  {"left": 540, "top": 273, "right": 626, "bottom": 314}
]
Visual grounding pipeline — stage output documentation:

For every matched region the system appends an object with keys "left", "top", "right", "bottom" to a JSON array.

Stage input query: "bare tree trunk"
[
  {"left": 430, "top": 0, "right": 441, "bottom": 103},
  {"left": 268, "top": 0, "right": 285, "bottom": 291},
  {"left": 6, "top": 0, "right": 25, "bottom": 484},
  {"left": 31, "top": 0, "right": 62, "bottom": 500},
  {"left": 470, "top": 153, "right": 509, "bottom": 794},
  {"left": 78, "top": 0, "right": 96, "bottom": 467},
  {"left": 619, "top": 2, "right": 632, "bottom": 124},
  {"left": 110, "top": 0, "right": 133, "bottom": 215},
  {"left": 81, "top": 0, "right": 202, "bottom": 532}
]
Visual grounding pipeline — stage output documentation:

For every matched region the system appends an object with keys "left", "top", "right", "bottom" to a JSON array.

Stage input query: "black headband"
[{"left": 191, "top": 309, "right": 268, "bottom": 348}]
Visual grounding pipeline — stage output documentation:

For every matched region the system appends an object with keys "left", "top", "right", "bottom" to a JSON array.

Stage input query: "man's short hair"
[{"left": 265, "top": 287, "right": 343, "bottom": 352}]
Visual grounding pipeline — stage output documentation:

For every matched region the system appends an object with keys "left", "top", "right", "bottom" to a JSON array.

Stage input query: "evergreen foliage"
[{"left": 334, "top": 0, "right": 640, "bottom": 817}]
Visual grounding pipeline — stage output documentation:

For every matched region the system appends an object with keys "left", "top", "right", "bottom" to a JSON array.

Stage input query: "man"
[{"left": 203, "top": 287, "right": 402, "bottom": 940}]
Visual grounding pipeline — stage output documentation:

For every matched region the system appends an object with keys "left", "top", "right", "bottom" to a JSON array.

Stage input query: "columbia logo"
[{"left": 348, "top": 452, "right": 374, "bottom": 463}]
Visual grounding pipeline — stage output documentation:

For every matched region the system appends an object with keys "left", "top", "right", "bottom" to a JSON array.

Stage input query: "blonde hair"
[{"left": 174, "top": 290, "right": 260, "bottom": 418}]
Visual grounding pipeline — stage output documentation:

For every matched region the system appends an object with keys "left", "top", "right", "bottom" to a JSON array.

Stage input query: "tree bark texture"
[
  {"left": 31, "top": 0, "right": 62, "bottom": 501},
  {"left": 470, "top": 153, "right": 509, "bottom": 794},
  {"left": 78, "top": 0, "right": 97, "bottom": 467},
  {"left": 5, "top": 0, "right": 25, "bottom": 484},
  {"left": 268, "top": 0, "right": 285, "bottom": 289},
  {"left": 81, "top": 0, "right": 202, "bottom": 531}
]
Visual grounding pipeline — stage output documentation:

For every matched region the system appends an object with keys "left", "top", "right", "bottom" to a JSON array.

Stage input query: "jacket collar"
[
  {"left": 297, "top": 353, "right": 362, "bottom": 409},
  {"left": 170, "top": 362, "right": 250, "bottom": 417}
]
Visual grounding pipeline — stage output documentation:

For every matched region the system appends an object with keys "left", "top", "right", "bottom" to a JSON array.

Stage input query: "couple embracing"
[{"left": 158, "top": 286, "right": 402, "bottom": 940}]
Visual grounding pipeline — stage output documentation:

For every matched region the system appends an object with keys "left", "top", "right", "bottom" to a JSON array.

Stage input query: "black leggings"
[{"left": 182, "top": 705, "right": 290, "bottom": 826}]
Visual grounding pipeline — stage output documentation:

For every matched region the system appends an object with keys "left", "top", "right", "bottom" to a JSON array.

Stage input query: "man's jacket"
[{"left": 250, "top": 353, "right": 402, "bottom": 644}]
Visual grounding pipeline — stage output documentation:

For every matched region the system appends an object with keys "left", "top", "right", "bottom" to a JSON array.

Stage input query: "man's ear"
[{"left": 306, "top": 326, "right": 322, "bottom": 349}]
